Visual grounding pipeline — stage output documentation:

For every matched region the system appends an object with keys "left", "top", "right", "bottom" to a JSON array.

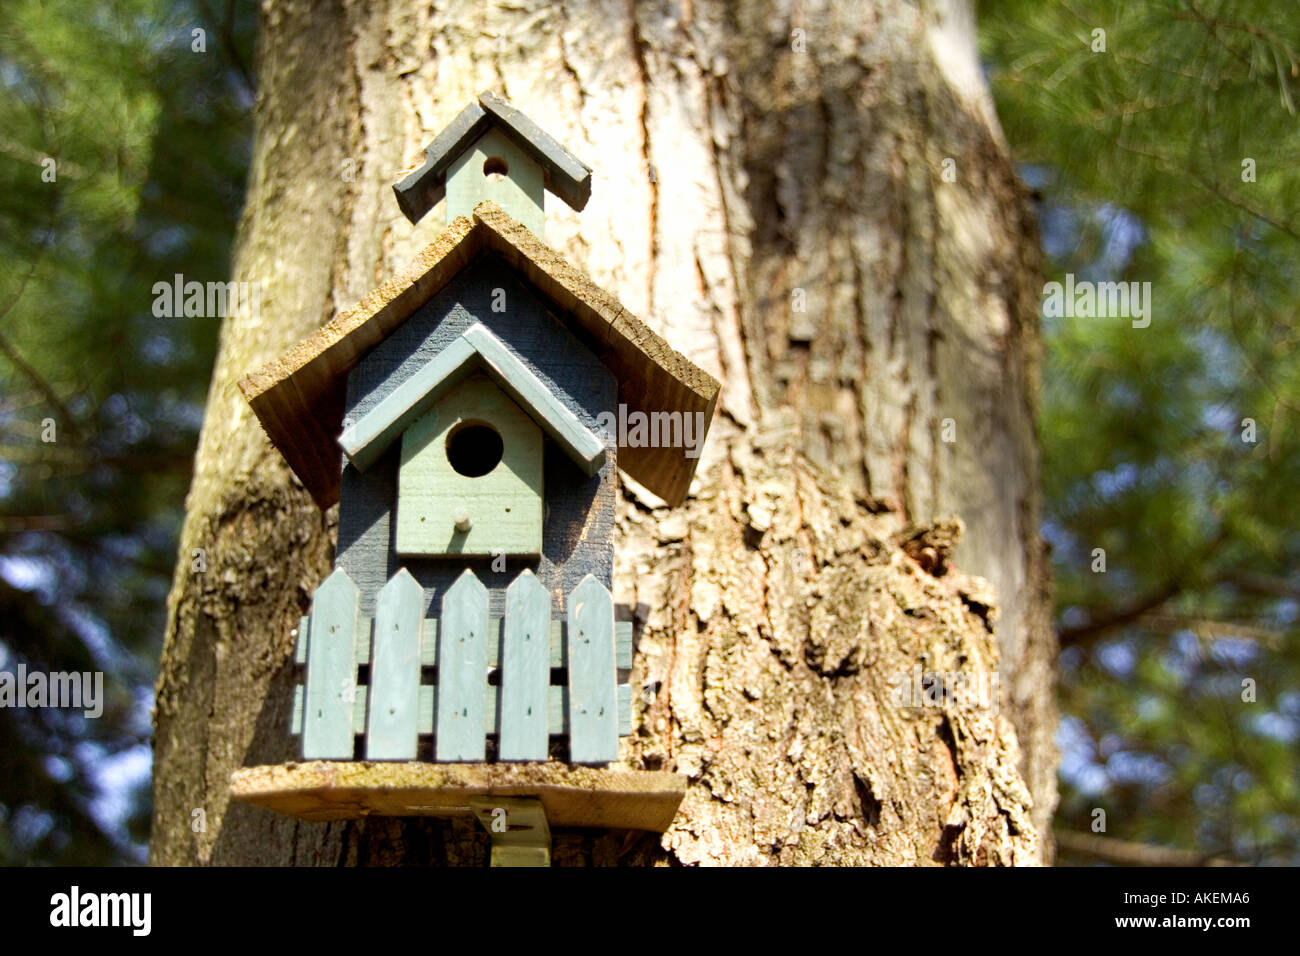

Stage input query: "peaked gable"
[
  {"left": 340, "top": 321, "right": 606, "bottom": 474},
  {"left": 240, "top": 201, "right": 720, "bottom": 509},
  {"left": 393, "top": 91, "right": 592, "bottom": 224}
]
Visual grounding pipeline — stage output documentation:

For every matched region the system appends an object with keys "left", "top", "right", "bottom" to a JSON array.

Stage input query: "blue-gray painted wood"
[
  {"left": 461, "top": 323, "right": 605, "bottom": 473},
  {"left": 499, "top": 571, "right": 550, "bottom": 760},
  {"left": 391, "top": 100, "right": 488, "bottom": 223},
  {"left": 336, "top": 259, "right": 618, "bottom": 621},
  {"left": 295, "top": 612, "right": 629, "bottom": 669},
  {"left": 339, "top": 321, "right": 605, "bottom": 476},
  {"left": 436, "top": 570, "right": 488, "bottom": 761},
  {"left": 303, "top": 568, "right": 360, "bottom": 759},
  {"left": 291, "top": 681, "right": 633, "bottom": 738},
  {"left": 567, "top": 574, "right": 617, "bottom": 763},
  {"left": 365, "top": 569, "right": 423, "bottom": 759},
  {"left": 339, "top": 335, "right": 477, "bottom": 472},
  {"left": 614, "top": 621, "right": 632, "bottom": 669},
  {"left": 393, "top": 92, "right": 591, "bottom": 225}
]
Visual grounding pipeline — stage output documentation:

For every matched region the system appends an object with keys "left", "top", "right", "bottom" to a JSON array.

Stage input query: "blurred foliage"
[
  {"left": 0, "top": 0, "right": 253, "bottom": 863},
  {"left": 981, "top": 0, "right": 1300, "bottom": 864}
]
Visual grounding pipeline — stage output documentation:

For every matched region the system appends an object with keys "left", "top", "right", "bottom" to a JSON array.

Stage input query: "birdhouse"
[{"left": 228, "top": 92, "right": 720, "bottom": 863}]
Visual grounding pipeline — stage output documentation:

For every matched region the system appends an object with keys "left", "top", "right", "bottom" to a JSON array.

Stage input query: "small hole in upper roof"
[{"left": 483, "top": 156, "right": 509, "bottom": 181}]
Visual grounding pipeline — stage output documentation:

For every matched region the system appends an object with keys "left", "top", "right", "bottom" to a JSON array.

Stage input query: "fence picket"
[
  {"left": 436, "top": 570, "right": 488, "bottom": 761},
  {"left": 302, "top": 568, "right": 360, "bottom": 759},
  {"left": 567, "top": 575, "right": 617, "bottom": 763},
  {"left": 366, "top": 569, "right": 423, "bottom": 760},
  {"left": 499, "top": 571, "right": 550, "bottom": 760}
]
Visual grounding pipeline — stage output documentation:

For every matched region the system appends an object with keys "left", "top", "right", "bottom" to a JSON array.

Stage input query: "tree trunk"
[{"left": 152, "top": 0, "right": 1054, "bottom": 866}]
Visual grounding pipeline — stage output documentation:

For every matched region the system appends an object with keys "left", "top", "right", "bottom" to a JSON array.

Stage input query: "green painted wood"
[
  {"left": 461, "top": 323, "right": 606, "bottom": 473},
  {"left": 340, "top": 321, "right": 606, "bottom": 478},
  {"left": 304, "top": 615, "right": 627, "bottom": 669},
  {"left": 295, "top": 616, "right": 309, "bottom": 665},
  {"left": 393, "top": 91, "right": 591, "bottom": 223},
  {"left": 302, "top": 568, "right": 360, "bottom": 759},
  {"left": 618, "top": 682, "right": 631, "bottom": 735},
  {"left": 614, "top": 621, "right": 633, "bottom": 669},
  {"left": 396, "top": 373, "right": 544, "bottom": 556},
  {"left": 446, "top": 127, "right": 545, "bottom": 234},
  {"left": 476, "top": 91, "right": 592, "bottom": 211},
  {"left": 422, "top": 618, "right": 437, "bottom": 666},
  {"left": 436, "top": 570, "right": 488, "bottom": 761},
  {"left": 566, "top": 575, "right": 618, "bottom": 763},
  {"left": 366, "top": 570, "right": 423, "bottom": 760},
  {"left": 339, "top": 335, "right": 477, "bottom": 472},
  {"left": 291, "top": 681, "right": 632, "bottom": 738},
  {"left": 499, "top": 571, "right": 550, "bottom": 760}
]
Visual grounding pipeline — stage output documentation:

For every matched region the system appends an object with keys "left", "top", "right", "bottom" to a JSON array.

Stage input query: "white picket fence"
[{"left": 290, "top": 568, "right": 629, "bottom": 764}]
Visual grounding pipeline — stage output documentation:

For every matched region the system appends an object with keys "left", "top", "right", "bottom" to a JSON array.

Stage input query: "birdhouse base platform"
[{"left": 229, "top": 761, "right": 686, "bottom": 832}]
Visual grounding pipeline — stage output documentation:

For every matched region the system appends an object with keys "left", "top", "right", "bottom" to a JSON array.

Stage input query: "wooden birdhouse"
[{"left": 228, "top": 92, "right": 720, "bottom": 862}]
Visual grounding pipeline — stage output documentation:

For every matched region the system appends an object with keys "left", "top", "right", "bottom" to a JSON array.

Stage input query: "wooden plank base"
[{"left": 229, "top": 761, "right": 686, "bottom": 832}]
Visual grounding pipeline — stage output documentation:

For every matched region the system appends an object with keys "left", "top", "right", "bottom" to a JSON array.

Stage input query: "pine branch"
[
  {"left": 1055, "top": 830, "right": 1243, "bottom": 867},
  {"left": 1058, "top": 532, "right": 1229, "bottom": 648},
  {"left": 1136, "top": 613, "right": 1286, "bottom": 649}
]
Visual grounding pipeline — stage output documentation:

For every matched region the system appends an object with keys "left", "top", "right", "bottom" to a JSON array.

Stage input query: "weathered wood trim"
[
  {"left": 238, "top": 202, "right": 718, "bottom": 507},
  {"left": 229, "top": 762, "right": 686, "bottom": 831},
  {"left": 391, "top": 100, "right": 489, "bottom": 223},
  {"left": 476, "top": 91, "right": 592, "bottom": 210}
]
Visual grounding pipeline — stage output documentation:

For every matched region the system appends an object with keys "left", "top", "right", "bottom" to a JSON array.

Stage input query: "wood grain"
[
  {"left": 498, "top": 571, "right": 551, "bottom": 760},
  {"left": 566, "top": 575, "right": 618, "bottom": 764},
  {"left": 238, "top": 202, "right": 718, "bottom": 508},
  {"left": 365, "top": 569, "right": 423, "bottom": 760},
  {"left": 435, "top": 570, "right": 488, "bottom": 761},
  {"left": 302, "top": 568, "right": 360, "bottom": 760},
  {"left": 229, "top": 761, "right": 686, "bottom": 831}
]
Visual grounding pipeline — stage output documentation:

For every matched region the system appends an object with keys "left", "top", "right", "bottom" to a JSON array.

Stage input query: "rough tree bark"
[{"left": 152, "top": 0, "right": 1055, "bottom": 866}]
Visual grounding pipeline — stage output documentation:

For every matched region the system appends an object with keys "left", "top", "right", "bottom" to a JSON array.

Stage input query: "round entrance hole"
[
  {"left": 446, "top": 422, "right": 504, "bottom": 477},
  {"left": 483, "top": 156, "right": 509, "bottom": 181}
]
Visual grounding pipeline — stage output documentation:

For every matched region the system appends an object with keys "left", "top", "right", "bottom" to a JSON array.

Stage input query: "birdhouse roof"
[
  {"left": 393, "top": 91, "right": 592, "bottom": 224},
  {"left": 239, "top": 201, "right": 720, "bottom": 509}
]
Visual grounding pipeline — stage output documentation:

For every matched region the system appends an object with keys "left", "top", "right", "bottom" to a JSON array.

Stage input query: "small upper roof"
[
  {"left": 393, "top": 91, "right": 592, "bottom": 225},
  {"left": 239, "top": 201, "right": 720, "bottom": 509}
]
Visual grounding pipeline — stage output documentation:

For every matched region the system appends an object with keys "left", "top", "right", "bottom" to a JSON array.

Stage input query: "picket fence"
[{"left": 289, "top": 567, "right": 630, "bottom": 764}]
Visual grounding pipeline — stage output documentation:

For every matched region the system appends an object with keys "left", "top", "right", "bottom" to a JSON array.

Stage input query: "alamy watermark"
[
  {"left": 152, "top": 274, "right": 262, "bottom": 320},
  {"left": 0, "top": 664, "right": 103, "bottom": 718},
  {"left": 50, "top": 886, "right": 150, "bottom": 936},
  {"left": 595, "top": 405, "right": 708, "bottom": 459},
  {"left": 890, "top": 664, "right": 1000, "bottom": 711},
  {"left": 1042, "top": 273, "right": 1151, "bottom": 328}
]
